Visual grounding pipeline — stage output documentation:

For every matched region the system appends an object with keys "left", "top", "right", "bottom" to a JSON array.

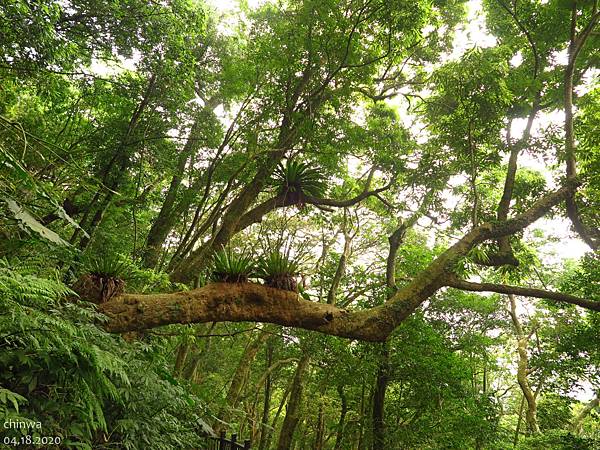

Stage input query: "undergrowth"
[{"left": 0, "top": 259, "right": 209, "bottom": 449}]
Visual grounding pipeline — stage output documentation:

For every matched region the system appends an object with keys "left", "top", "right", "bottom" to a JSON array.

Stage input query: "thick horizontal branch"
[
  {"left": 99, "top": 282, "right": 392, "bottom": 341},
  {"left": 446, "top": 277, "right": 600, "bottom": 311}
]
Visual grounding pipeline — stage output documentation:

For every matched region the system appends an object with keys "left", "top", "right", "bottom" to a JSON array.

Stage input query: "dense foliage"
[{"left": 1, "top": 0, "right": 599, "bottom": 448}]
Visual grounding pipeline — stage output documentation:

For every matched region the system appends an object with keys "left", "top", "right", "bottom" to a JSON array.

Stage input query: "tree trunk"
[
  {"left": 372, "top": 342, "right": 389, "bottom": 450},
  {"left": 333, "top": 385, "right": 347, "bottom": 450},
  {"left": 216, "top": 331, "right": 270, "bottom": 431},
  {"left": 514, "top": 394, "right": 525, "bottom": 447},
  {"left": 570, "top": 391, "right": 600, "bottom": 434},
  {"left": 276, "top": 354, "right": 310, "bottom": 450},
  {"left": 508, "top": 294, "right": 540, "bottom": 435},
  {"left": 142, "top": 98, "right": 221, "bottom": 268},
  {"left": 263, "top": 376, "right": 293, "bottom": 450},
  {"left": 327, "top": 224, "right": 352, "bottom": 305},
  {"left": 141, "top": 144, "right": 192, "bottom": 268},
  {"left": 257, "top": 342, "right": 274, "bottom": 450},
  {"left": 182, "top": 322, "right": 216, "bottom": 382},
  {"left": 313, "top": 401, "right": 325, "bottom": 450},
  {"left": 357, "top": 379, "right": 366, "bottom": 450},
  {"left": 169, "top": 120, "right": 293, "bottom": 284},
  {"left": 251, "top": 357, "right": 297, "bottom": 445},
  {"left": 173, "top": 341, "right": 190, "bottom": 377},
  {"left": 562, "top": 6, "right": 600, "bottom": 250},
  {"left": 75, "top": 73, "right": 157, "bottom": 250}
]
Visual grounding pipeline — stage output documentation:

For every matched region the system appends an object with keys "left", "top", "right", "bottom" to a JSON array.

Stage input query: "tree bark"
[
  {"left": 257, "top": 342, "right": 274, "bottom": 450},
  {"left": 276, "top": 354, "right": 310, "bottom": 450},
  {"left": 372, "top": 342, "right": 389, "bottom": 450},
  {"left": 513, "top": 394, "right": 525, "bottom": 447},
  {"left": 182, "top": 323, "right": 215, "bottom": 383},
  {"left": 264, "top": 375, "right": 293, "bottom": 450},
  {"left": 173, "top": 341, "right": 190, "bottom": 377},
  {"left": 216, "top": 331, "right": 270, "bottom": 431},
  {"left": 357, "top": 379, "right": 366, "bottom": 450},
  {"left": 169, "top": 109, "right": 299, "bottom": 284},
  {"left": 508, "top": 294, "right": 540, "bottom": 435},
  {"left": 142, "top": 97, "right": 227, "bottom": 268},
  {"left": 333, "top": 385, "right": 347, "bottom": 450},
  {"left": 327, "top": 226, "right": 353, "bottom": 305},
  {"left": 563, "top": 6, "right": 600, "bottom": 250},
  {"left": 313, "top": 400, "right": 325, "bottom": 450},
  {"left": 75, "top": 73, "right": 157, "bottom": 250}
]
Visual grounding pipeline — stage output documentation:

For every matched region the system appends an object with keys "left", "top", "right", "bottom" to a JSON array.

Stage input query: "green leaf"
[{"left": 4, "top": 198, "right": 70, "bottom": 246}]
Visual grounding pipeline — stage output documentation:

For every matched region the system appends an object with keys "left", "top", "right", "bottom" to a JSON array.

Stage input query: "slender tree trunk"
[
  {"left": 264, "top": 378, "right": 293, "bottom": 450},
  {"left": 76, "top": 74, "right": 157, "bottom": 250},
  {"left": 571, "top": 391, "right": 600, "bottom": 434},
  {"left": 251, "top": 356, "right": 297, "bottom": 446},
  {"left": 257, "top": 342, "right": 274, "bottom": 450},
  {"left": 327, "top": 223, "right": 352, "bottom": 305},
  {"left": 372, "top": 342, "right": 389, "bottom": 450},
  {"left": 182, "top": 322, "right": 216, "bottom": 382},
  {"left": 142, "top": 98, "right": 222, "bottom": 268},
  {"left": 513, "top": 393, "right": 525, "bottom": 447},
  {"left": 562, "top": 6, "right": 600, "bottom": 249},
  {"left": 508, "top": 294, "right": 540, "bottom": 434},
  {"left": 333, "top": 385, "right": 347, "bottom": 450},
  {"left": 496, "top": 94, "right": 540, "bottom": 261},
  {"left": 369, "top": 220, "right": 405, "bottom": 449},
  {"left": 169, "top": 119, "right": 293, "bottom": 283},
  {"left": 169, "top": 74, "right": 330, "bottom": 284},
  {"left": 173, "top": 341, "right": 190, "bottom": 377},
  {"left": 276, "top": 354, "right": 310, "bottom": 450},
  {"left": 314, "top": 401, "right": 325, "bottom": 450},
  {"left": 142, "top": 143, "right": 193, "bottom": 268},
  {"left": 357, "top": 379, "right": 366, "bottom": 450},
  {"left": 216, "top": 331, "right": 270, "bottom": 431}
]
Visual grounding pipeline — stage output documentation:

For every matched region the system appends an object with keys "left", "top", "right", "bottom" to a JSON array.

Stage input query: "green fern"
[
  {"left": 273, "top": 159, "right": 327, "bottom": 198},
  {"left": 257, "top": 251, "right": 300, "bottom": 278},
  {"left": 210, "top": 247, "right": 255, "bottom": 283},
  {"left": 81, "top": 254, "right": 132, "bottom": 278},
  {"left": 0, "top": 261, "right": 208, "bottom": 449}
]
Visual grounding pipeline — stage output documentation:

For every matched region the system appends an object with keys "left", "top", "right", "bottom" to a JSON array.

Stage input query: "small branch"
[{"left": 446, "top": 277, "right": 600, "bottom": 312}]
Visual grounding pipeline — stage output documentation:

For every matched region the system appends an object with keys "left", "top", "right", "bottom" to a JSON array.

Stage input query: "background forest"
[{"left": 1, "top": 0, "right": 599, "bottom": 448}]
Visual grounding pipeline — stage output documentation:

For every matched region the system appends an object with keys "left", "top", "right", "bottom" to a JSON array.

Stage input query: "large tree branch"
[
  {"left": 446, "top": 277, "right": 600, "bottom": 312},
  {"left": 99, "top": 282, "right": 390, "bottom": 341},
  {"left": 491, "top": 94, "right": 541, "bottom": 266},
  {"left": 303, "top": 181, "right": 392, "bottom": 208},
  {"left": 233, "top": 179, "right": 393, "bottom": 234},
  {"left": 99, "top": 182, "right": 581, "bottom": 341},
  {"left": 563, "top": 4, "right": 600, "bottom": 250}
]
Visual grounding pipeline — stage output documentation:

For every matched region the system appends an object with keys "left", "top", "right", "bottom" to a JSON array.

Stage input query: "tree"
[{"left": 1, "top": 0, "right": 600, "bottom": 446}]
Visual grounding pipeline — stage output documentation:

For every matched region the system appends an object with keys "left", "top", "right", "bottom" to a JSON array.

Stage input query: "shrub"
[{"left": 0, "top": 260, "right": 211, "bottom": 449}]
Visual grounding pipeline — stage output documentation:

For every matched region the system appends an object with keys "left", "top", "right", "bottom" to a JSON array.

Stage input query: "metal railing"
[{"left": 202, "top": 432, "right": 251, "bottom": 450}]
